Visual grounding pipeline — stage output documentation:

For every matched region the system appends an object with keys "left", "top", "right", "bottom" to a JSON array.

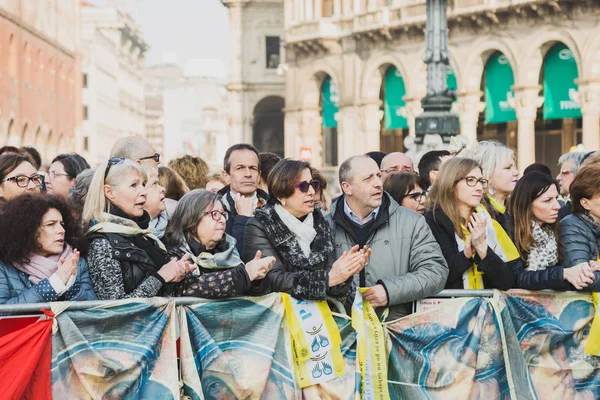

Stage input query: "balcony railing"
[{"left": 286, "top": 0, "right": 553, "bottom": 44}]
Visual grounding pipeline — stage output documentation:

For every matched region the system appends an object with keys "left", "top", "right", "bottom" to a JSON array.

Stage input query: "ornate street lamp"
[{"left": 414, "top": 0, "right": 460, "bottom": 144}]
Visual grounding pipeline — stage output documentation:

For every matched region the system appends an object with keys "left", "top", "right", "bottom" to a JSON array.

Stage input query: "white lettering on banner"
[
  {"left": 499, "top": 92, "right": 514, "bottom": 112},
  {"left": 289, "top": 299, "right": 338, "bottom": 385},
  {"left": 415, "top": 298, "right": 453, "bottom": 313},
  {"left": 560, "top": 101, "right": 580, "bottom": 110}
]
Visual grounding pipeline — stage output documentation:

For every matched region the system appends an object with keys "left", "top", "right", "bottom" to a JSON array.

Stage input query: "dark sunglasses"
[
  {"left": 295, "top": 180, "right": 320, "bottom": 193},
  {"left": 138, "top": 153, "right": 160, "bottom": 163},
  {"left": 104, "top": 157, "right": 125, "bottom": 182}
]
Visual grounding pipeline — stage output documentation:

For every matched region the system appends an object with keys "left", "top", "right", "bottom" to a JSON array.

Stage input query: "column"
[
  {"left": 337, "top": 105, "right": 363, "bottom": 162},
  {"left": 301, "top": 108, "right": 323, "bottom": 167},
  {"left": 314, "top": 0, "right": 322, "bottom": 18},
  {"left": 404, "top": 98, "right": 423, "bottom": 137},
  {"left": 284, "top": 109, "right": 301, "bottom": 159},
  {"left": 456, "top": 91, "right": 484, "bottom": 145},
  {"left": 577, "top": 80, "right": 600, "bottom": 150},
  {"left": 334, "top": 0, "right": 342, "bottom": 16},
  {"left": 513, "top": 86, "right": 543, "bottom": 172},
  {"left": 223, "top": 1, "right": 246, "bottom": 145},
  {"left": 360, "top": 102, "right": 383, "bottom": 153}
]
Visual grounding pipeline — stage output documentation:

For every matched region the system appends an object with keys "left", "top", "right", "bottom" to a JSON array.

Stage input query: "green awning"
[
  {"left": 543, "top": 43, "right": 581, "bottom": 120},
  {"left": 321, "top": 77, "right": 339, "bottom": 128},
  {"left": 384, "top": 66, "right": 408, "bottom": 130},
  {"left": 447, "top": 65, "right": 457, "bottom": 102},
  {"left": 484, "top": 52, "right": 517, "bottom": 124}
]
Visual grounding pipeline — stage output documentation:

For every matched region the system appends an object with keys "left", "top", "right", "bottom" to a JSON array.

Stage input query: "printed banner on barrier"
[{"left": 51, "top": 298, "right": 179, "bottom": 399}]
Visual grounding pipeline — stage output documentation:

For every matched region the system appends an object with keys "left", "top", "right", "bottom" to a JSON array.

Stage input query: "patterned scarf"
[
  {"left": 526, "top": 222, "right": 558, "bottom": 271},
  {"left": 14, "top": 244, "right": 74, "bottom": 284}
]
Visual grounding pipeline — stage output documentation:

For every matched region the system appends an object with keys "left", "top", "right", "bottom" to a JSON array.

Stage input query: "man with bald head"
[
  {"left": 380, "top": 152, "right": 414, "bottom": 182},
  {"left": 110, "top": 136, "right": 160, "bottom": 167},
  {"left": 326, "top": 155, "right": 447, "bottom": 320}
]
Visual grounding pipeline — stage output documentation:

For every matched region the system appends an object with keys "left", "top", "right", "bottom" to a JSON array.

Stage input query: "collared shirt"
[{"left": 343, "top": 198, "right": 379, "bottom": 226}]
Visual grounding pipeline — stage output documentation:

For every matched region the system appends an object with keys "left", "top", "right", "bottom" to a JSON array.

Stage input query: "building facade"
[
  {"left": 81, "top": 2, "right": 146, "bottom": 165},
  {"left": 0, "top": 0, "right": 81, "bottom": 164},
  {"left": 221, "top": 0, "right": 286, "bottom": 157},
  {"left": 280, "top": 0, "right": 600, "bottom": 172}
]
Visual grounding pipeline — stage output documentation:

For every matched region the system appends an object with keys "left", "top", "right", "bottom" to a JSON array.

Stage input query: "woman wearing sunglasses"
[
  {"left": 0, "top": 153, "right": 43, "bottom": 204},
  {"left": 82, "top": 158, "right": 194, "bottom": 300},
  {"left": 243, "top": 159, "right": 369, "bottom": 300},
  {"left": 425, "top": 157, "right": 516, "bottom": 290},
  {"left": 383, "top": 172, "right": 427, "bottom": 215},
  {"left": 163, "top": 189, "right": 275, "bottom": 298}
]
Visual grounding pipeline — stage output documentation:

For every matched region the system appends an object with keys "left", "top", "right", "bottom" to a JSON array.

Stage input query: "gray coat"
[{"left": 326, "top": 194, "right": 448, "bottom": 321}]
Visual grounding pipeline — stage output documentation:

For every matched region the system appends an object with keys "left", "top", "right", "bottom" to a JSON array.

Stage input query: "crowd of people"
[{"left": 0, "top": 138, "right": 599, "bottom": 323}]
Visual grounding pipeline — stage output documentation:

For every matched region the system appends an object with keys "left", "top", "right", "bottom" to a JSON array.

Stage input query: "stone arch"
[
  {"left": 5, "top": 119, "right": 14, "bottom": 146},
  {"left": 300, "top": 63, "right": 340, "bottom": 110},
  {"left": 360, "top": 54, "right": 410, "bottom": 104},
  {"left": 581, "top": 28, "right": 600, "bottom": 78},
  {"left": 20, "top": 122, "right": 28, "bottom": 146},
  {"left": 252, "top": 96, "right": 285, "bottom": 157},
  {"left": 7, "top": 120, "right": 22, "bottom": 147},
  {"left": 516, "top": 28, "right": 582, "bottom": 87},
  {"left": 461, "top": 37, "right": 519, "bottom": 93}
]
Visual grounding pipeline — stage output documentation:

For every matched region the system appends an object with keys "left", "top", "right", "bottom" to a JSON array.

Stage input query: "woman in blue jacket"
[
  {"left": 558, "top": 164, "right": 600, "bottom": 291},
  {"left": 509, "top": 172, "right": 594, "bottom": 290},
  {"left": 0, "top": 194, "right": 96, "bottom": 304}
]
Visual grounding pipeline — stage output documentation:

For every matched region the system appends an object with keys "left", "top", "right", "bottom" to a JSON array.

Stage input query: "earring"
[
  {"left": 282, "top": 200, "right": 286, "bottom": 206},
  {"left": 488, "top": 186, "right": 496, "bottom": 196}
]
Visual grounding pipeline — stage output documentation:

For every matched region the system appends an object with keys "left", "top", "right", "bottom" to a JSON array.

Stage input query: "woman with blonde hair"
[
  {"left": 425, "top": 157, "right": 516, "bottom": 289},
  {"left": 82, "top": 158, "right": 194, "bottom": 300},
  {"left": 158, "top": 166, "right": 189, "bottom": 217},
  {"left": 468, "top": 141, "right": 519, "bottom": 233},
  {"left": 168, "top": 155, "right": 210, "bottom": 190}
]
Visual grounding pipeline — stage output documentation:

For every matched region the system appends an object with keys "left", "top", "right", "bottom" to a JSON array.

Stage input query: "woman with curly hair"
[
  {"left": 168, "top": 155, "right": 210, "bottom": 190},
  {"left": 0, "top": 194, "right": 96, "bottom": 304}
]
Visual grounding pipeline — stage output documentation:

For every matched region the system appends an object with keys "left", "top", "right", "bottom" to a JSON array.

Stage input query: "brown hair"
[
  {"left": 0, "top": 153, "right": 33, "bottom": 182},
  {"left": 168, "top": 155, "right": 210, "bottom": 190},
  {"left": 427, "top": 157, "right": 482, "bottom": 239},
  {"left": 508, "top": 172, "right": 560, "bottom": 260},
  {"left": 206, "top": 173, "right": 226, "bottom": 186},
  {"left": 158, "top": 166, "right": 189, "bottom": 201},
  {"left": 268, "top": 159, "right": 310, "bottom": 201},
  {"left": 583, "top": 151, "right": 600, "bottom": 167},
  {"left": 570, "top": 164, "right": 600, "bottom": 215},
  {"left": 383, "top": 172, "right": 425, "bottom": 205}
]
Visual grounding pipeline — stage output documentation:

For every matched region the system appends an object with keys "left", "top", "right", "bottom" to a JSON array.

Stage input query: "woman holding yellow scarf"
[{"left": 425, "top": 158, "right": 516, "bottom": 290}]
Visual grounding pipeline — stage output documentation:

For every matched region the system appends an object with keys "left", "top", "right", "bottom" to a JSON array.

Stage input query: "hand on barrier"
[
  {"left": 57, "top": 249, "right": 80, "bottom": 285},
  {"left": 363, "top": 284, "right": 388, "bottom": 307},
  {"left": 329, "top": 245, "right": 367, "bottom": 287},
  {"left": 159, "top": 254, "right": 194, "bottom": 283},
  {"left": 468, "top": 213, "right": 487, "bottom": 259},
  {"left": 564, "top": 262, "right": 596, "bottom": 290},
  {"left": 245, "top": 250, "right": 276, "bottom": 281},
  {"left": 234, "top": 195, "right": 255, "bottom": 217}
]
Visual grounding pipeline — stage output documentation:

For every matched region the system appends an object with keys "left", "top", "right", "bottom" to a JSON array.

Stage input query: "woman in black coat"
[{"left": 243, "top": 159, "right": 369, "bottom": 300}]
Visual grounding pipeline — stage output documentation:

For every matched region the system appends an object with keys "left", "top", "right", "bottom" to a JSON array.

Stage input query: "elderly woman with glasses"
[
  {"left": 243, "top": 159, "right": 369, "bottom": 300},
  {"left": 82, "top": 158, "right": 194, "bottom": 300},
  {"left": 383, "top": 172, "right": 427, "bottom": 215},
  {"left": 425, "top": 157, "right": 516, "bottom": 290},
  {"left": 163, "top": 189, "right": 275, "bottom": 298},
  {"left": 0, "top": 153, "right": 43, "bottom": 204}
]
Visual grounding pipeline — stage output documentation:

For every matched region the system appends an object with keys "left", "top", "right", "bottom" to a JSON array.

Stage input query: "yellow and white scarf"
[{"left": 455, "top": 206, "right": 520, "bottom": 289}]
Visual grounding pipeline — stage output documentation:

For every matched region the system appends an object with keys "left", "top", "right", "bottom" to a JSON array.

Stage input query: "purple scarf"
[{"left": 14, "top": 244, "right": 74, "bottom": 285}]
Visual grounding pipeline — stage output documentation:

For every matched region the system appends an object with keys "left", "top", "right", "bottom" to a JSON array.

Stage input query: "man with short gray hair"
[
  {"left": 327, "top": 155, "right": 448, "bottom": 320},
  {"left": 380, "top": 152, "right": 414, "bottom": 183},
  {"left": 557, "top": 151, "right": 586, "bottom": 220},
  {"left": 110, "top": 136, "right": 160, "bottom": 167}
]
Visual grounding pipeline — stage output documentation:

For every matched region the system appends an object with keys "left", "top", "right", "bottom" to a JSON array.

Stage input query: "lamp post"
[{"left": 414, "top": 0, "right": 459, "bottom": 144}]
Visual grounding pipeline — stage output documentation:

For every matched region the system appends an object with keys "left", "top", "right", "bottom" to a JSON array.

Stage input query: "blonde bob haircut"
[
  {"left": 427, "top": 157, "right": 483, "bottom": 240},
  {"left": 82, "top": 159, "right": 146, "bottom": 225},
  {"left": 466, "top": 140, "right": 515, "bottom": 184}
]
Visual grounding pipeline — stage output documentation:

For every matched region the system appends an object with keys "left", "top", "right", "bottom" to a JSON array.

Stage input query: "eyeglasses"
[
  {"left": 295, "top": 180, "right": 320, "bottom": 193},
  {"left": 203, "top": 209, "right": 228, "bottom": 221},
  {"left": 2, "top": 174, "right": 44, "bottom": 187},
  {"left": 458, "top": 176, "right": 489, "bottom": 189},
  {"left": 403, "top": 191, "right": 427, "bottom": 202},
  {"left": 138, "top": 153, "right": 160, "bottom": 163},
  {"left": 104, "top": 157, "right": 125, "bottom": 182},
  {"left": 48, "top": 171, "right": 71, "bottom": 180},
  {"left": 382, "top": 165, "right": 413, "bottom": 174}
]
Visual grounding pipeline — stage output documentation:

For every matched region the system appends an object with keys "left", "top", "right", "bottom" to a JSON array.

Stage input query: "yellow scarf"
[
  {"left": 488, "top": 196, "right": 507, "bottom": 215},
  {"left": 585, "top": 257, "right": 600, "bottom": 355}
]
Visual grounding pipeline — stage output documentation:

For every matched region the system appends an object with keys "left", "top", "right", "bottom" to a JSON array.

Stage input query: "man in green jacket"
[{"left": 326, "top": 155, "right": 448, "bottom": 321}]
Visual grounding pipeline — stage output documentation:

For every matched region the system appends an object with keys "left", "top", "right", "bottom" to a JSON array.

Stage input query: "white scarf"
[
  {"left": 526, "top": 222, "right": 558, "bottom": 271},
  {"left": 274, "top": 204, "right": 316, "bottom": 257}
]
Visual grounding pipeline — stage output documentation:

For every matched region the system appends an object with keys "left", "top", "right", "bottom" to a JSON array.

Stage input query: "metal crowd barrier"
[{"left": 0, "top": 289, "right": 495, "bottom": 315}]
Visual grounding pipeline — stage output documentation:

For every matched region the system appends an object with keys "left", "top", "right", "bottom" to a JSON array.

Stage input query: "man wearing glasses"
[
  {"left": 380, "top": 152, "right": 414, "bottom": 183},
  {"left": 556, "top": 151, "right": 586, "bottom": 220},
  {"left": 110, "top": 136, "right": 160, "bottom": 167},
  {"left": 326, "top": 155, "right": 448, "bottom": 321},
  {"left": 219, "top": 144, "right": 269, "bottom": 254}
]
